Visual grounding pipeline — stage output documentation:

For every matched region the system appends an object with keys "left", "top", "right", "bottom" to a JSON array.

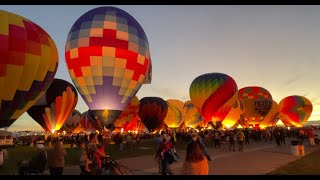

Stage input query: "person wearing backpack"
[{"left": 86, "top": 134, "right": 108, "bottom": 175}]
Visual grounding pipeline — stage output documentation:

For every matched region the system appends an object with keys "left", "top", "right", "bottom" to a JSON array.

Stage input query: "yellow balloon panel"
[
  {"left": 163, "top": 99, "right": 185, "bottom": 128},
  {"left": 222, "top": 98, "right": 245, "bottom": 129}
]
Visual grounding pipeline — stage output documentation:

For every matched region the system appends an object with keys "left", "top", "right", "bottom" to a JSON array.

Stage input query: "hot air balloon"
[
  {"left": 183, "top": 100, "right": 204, "bottom": 128},
  {"left": 163, "top": 99, "right": 184, "bottom": 129},
  {"left": 238, "top": 86, "right": 273, "bottom": 130},
  {"left": 125, "top": 116, "right": 146, "bottom": 132},
  {"left": 0, "top": 10, "right": 58, "bottom": 128},
  {"left": 259, "top": 100, "right": 279, "bottom": 129},
  {"left": 80, "top": 111, "right": 100, "bottom": 134},
  {"left": 138, "top": 97, "right": 168, "bottom": 132},
  {"left": 60, "top": 109, "right": 81, "bottom": 134},
  {"left": 222, "top": 98, "right": 245, "bottom": 129},
  {"left": 279, "top": 95, "right": 313, "bottom": 127},
  {"left": 27, "top": 79, "right": 78, "bottom": 133},
  {"left": 65, "top": 6, "right": 152, "bottom": 129},
  {"left": 189, "top": 73, "right": 238, "bottom": 124},
  {"left": 113, "top": 96, "right": 140, "bottom": 131}
]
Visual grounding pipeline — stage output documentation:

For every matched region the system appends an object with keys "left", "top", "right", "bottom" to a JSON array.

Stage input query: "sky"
[{"left": 1, "top": 5, "right": 320, "bottom": 132}]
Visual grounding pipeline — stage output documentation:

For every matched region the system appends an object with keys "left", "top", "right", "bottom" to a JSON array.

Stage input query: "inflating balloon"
[
  {"left": 163, "top": 99, "right": 184, "bottom": 128},
  {"left": 60, "top": 109, "right": 81, "bottom": 133},
  {"left": 189, "top": 73, "right": 238, "bottom": 123},
  {"left": 65, "top": 6, "right": 152, "bottom": 128},
  {"left": 27, "top": 79, "right": 78, "bottom": 133},
  {"left": 138, "top": 97, "right": 168, "bottom": 132},
  {"left": 0, "top": 10, "right": 58, "bottom": 128},
  {"left": 279, "top": 95, "right": 312, "bottom": 127},
  {"left": 183, "top": 100, "right": 204, "bottom": 128},
  {"left": 238, "top": 86, "right": 273, "bottom": 130},
  {"left": 222, "top": 98, "right": 245, "bottom": 129},
  {"left": 80, "top": 111, "right": 103, "bottom": 133},
  {"left": 259, "top": 100, "right": 279, "bottom": 128},
  {"left": 114, "top": 96, "right": 139, "bottom": 131}
]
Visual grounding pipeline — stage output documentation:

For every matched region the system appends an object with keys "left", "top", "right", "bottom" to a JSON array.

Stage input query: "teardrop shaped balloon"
[
  {"left": 27, "top": 79, "right": 78, "bottom": 133},
  {"left": 163, "top": 99, "right": 185, "bottom": 128},
  {"left": 0, "top": 10, "right": 58, "bottom": 128},
  {"left": 238, "top": 86, "right": 273, "bottom": 129},
  {"left": 60, "top": 109, "right": 81, "bottom": 133},
  {"left": 114, "top": 96, "right": 140, "bottom": 130},
  {"left": 65, "top": 6, "right": 152, "bottom": 128},
  {"left": 279, "top": 95, "right": 313, "bottom": 127},
  {"left": 189, "top": 73, "right": 238, "bottom": 123},
  {"left": 222, "top": 98, "right": 245, "bottom": 129},
  {"left": 183, "top": 100, "right": 204, "bottom": 128},
  {"left": 138, "top": 97, "right": 168, "bottom": 132}
]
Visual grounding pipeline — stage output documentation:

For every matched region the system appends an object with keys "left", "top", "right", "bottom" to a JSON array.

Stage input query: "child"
[{"left": 79, "top": 141, "right": 92, "bottom": 172}]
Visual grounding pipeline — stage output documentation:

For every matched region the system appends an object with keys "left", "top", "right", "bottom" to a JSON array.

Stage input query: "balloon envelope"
[
  {"left": 138, "top": 97, "right": 168, "bottom": 132},
  {"left": 222, "top": 98, "right": 245, "bottom": 129},
  {"left": 163, "top": 99, "right": 184, "bottom": 128},
  {"left": 114, "top": 96, "right": 140, "bottom": 130},
  {"left": 259, "top": 100, "right": 279, "bottom": 128},
  {"left": 60, "top": 109, "right": 81, "bottom": 133},
  {"left": 0, "top": 10, "right": 58, "bottom": 128},
  {"left": 279, "top": 95, "right": 312, "bottom": 127},
  {"left": 65, "top": 6, "right": 152, "bottom": 127},
  {"left": 183, "top": 100, "right": 204, "bottom": 128},
  {"left": 189, "top": 73, "right": 238, "bottom": 123},
  {"left": 27, "top": 79, "right": 78, "bottom": 133},
  {"left": 238, "top": 86, "right": 273, "bottom": 129}
]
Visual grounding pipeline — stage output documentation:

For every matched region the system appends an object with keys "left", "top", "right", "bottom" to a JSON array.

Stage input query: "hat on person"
[{"left": 36, "top": 144, "right": 44, "bottom": 150}]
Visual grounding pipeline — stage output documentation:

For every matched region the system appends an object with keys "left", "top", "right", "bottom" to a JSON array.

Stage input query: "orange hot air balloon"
[
  {"left": 238, "top": 86, "right": 273, "bottom": 130},
  {"left": 65, "top": 7, "right": 152, "bottom": 128},
  {"left": 27, "top": 79, "right": 78, "bottom": 133},
  {"left": 189, "top": 73, "right": 238, "bottom": 123},
  {"left": 0, "top": 10, "right": 58, "bottom": 128},
  {"left": 163, "top": 99, "right": 185, "bottom": 128},
  {"left": 222, "top": 98, "right": 245, "bottom": 129},
  {"left": 113, "top": 96, "right": 140, "bottom": 131},
  {"left": 279, "top": 95, "right": 313, "bottom": 127}
]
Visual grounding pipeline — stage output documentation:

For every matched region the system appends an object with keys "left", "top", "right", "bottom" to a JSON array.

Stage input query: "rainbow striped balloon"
[{"left": 189, "top": 73, "right": 238, "bottom": 123}]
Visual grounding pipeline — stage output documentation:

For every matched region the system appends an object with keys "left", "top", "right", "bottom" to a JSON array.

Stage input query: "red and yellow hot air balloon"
[
  {"left": 189, "top": 73, "right": 238, "bottom": 124},
  {"left": 65, "top": 6, "right": 152, "bottom": 128},
  {"left": 113, "top": 96, "right": 140, "bottom": 131},
  {"left": 238, "top": 86, "right": 273, "bottom": 130},
  {"left": 222, "top": 98, "right": 245, "bottom": 129},
  {"left": 183, "top": 100, "right": 204, "bottom": 128},
  {"left": 0, "top": 10, "right": 58, "bottom": 128},
  {"left": 80, "top": 111, "right": 104, "bottom": 134},
  {"left": 27, "top": 79, "right": 78, "bottom": 133},
  {"left": 279, "top": 95, "right": 313, "bottom": 127},
  {"left": 163, "top": 99, "right": 185, "bottom": 128},
  {"left": 138, "top": 97, "right": 168, "bottom": 132}
]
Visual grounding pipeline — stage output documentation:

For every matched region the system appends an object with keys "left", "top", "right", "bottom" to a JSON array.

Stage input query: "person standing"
[
  {"left": 236, "top": 130, "right": 245, "bottom": 152},
  {"left": 181, "top": 141, "right": 209, "bottom": 175},
  {"left": 47, "top": 140, "right": 67, "bottom": 175}
]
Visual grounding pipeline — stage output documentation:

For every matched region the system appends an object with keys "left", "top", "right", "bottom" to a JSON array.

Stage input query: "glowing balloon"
[
  {"left": 60, "top": 109, "right": 81, "bottom": 133},
  {"left": 189, "top": 73, "right": 238, "bottom": 123},
  {"left": 279, "top": 95, "right": 313, "bottom": 127},
  {"left": 163, "top": 99, "right": 184, "bottom": 128},
  {"left": 138, "top": 97, "right": 168, "bottom": 132},
  {"left": 114, "top": 96, "right": 140, "bottom": 130},
  {"left": 238, "top": 86, "right": 273, "bottom": 130},
  {"left": 0, "top": 10, "right": 58, "bottom": 128},
  {"left": 222, "top": 98, "right": 245, "bottom": 129},
  {"left": 65, "top": 6, "right": 152, "bottom": 128},
  {"left": 183, "top": 100, "right": 204, "bottom": 128},
  {"left": 259, "top": 100, "right": 279, "bottom": 128},
  {"left": 27, "top": 79, "right": 78, "bottom": 133}
]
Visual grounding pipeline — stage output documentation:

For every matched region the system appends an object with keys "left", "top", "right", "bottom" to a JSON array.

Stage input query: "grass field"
[
  {"left": 267, "top": 148, "right": 320, "bottom": 175},
  {"left": 0, "top": 139, "right": 190, "bottom": 175}
]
